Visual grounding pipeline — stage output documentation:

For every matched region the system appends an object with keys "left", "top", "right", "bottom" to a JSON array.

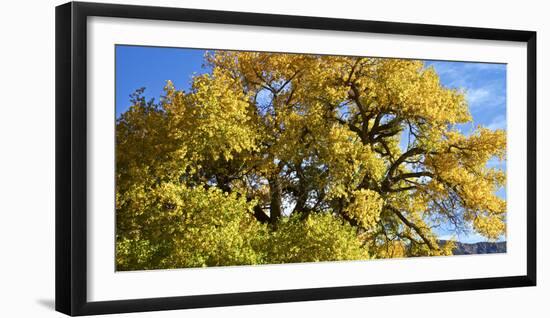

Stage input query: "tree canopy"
[{"left": 115, "top": 51, "right": 506, "bottom": 271}]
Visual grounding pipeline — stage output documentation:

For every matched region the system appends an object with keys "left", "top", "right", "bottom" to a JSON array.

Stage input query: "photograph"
[
  {"left": 1, "top": 0, "right": 544, "bottom": 317},
  {"left": 115, "top": 46, "right": 508, "bottom": 271}
]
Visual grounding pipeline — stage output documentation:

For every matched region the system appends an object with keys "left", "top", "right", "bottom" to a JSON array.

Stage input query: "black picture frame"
[{"left": 55, "top": 1, "right": 537, "bottom": 316}]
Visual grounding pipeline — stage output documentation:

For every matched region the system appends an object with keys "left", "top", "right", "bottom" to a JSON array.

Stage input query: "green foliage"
[
  {"left": 117, "top": 184, "right": 267, "bottom": 270},
  {"left": 266, "top": 213, "right": 370, "bottom": 264}
]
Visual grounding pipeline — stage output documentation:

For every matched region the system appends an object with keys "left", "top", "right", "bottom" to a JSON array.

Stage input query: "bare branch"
[{"left": 386, "top": 205, "right": 437, "bottom": 250}]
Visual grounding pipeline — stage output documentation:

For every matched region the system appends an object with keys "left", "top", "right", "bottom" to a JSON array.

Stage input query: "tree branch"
[
  {"left": 386, "top": 147, "right": 425, "bottom": 180},
  {"left": 385, "top": 185, "right": 418, "bottom": 193},
  {"left": 392, "top": 171, "right": 434, "bottom": 182},
  {"left": 349, "top": 84, "right": 370, "bottom": 124},
  {"left": 386, "top": 205, "right": 437, "bottom": 250}
]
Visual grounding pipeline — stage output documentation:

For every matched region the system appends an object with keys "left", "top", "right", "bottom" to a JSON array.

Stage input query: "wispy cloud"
[
  {"left": 466, "top": 63, "right": 506, "bottom": 72},
  {"left": 466, "top": 85, "right": 506, "bottom": 111},
  {"left": 486, "top": 115, "right": 507, "bottom": 130},
  {"left": 467, "top": 88, "right": 490, "bottom": 105}
]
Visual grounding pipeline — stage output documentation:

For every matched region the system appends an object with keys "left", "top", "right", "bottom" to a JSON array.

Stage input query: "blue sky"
[
  {"left": 116, "top": 45, "right": 205, "bottom": 117},
  {"left": 116, "top": 45, "right": 507, "bottom": 243}
]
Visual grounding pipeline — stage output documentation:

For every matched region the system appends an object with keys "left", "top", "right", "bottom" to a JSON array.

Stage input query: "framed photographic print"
[{"left": 55, "top": 1, "right": 536, "bottom": 316}]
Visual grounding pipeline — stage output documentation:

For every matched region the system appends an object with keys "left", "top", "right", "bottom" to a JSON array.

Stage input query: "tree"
[{"left": 115, "top": 51, "right": 506, "bottom": 270}]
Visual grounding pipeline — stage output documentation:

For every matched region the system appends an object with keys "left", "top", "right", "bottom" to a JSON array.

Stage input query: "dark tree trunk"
[
  {"left": 291, "top": 164, "right": 307, "bottom": 215},
  {"left": 252, "top": 205, "right": 270, "bottom": 223},
  {"left": 269, "top": 176, "right": 282, "bottom": 225},
  {"left": 293, "top": 194, "right": 306, "bottom": 215},
  {"left": 216, "top": 175, "right": 232, "bottom": 193}
]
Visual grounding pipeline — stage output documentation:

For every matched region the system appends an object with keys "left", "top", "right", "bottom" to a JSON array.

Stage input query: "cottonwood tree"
[{"left": 115, "top": 52, "right": 506, "bottom": 270}]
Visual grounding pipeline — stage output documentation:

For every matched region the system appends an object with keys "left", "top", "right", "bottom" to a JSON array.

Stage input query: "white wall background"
[{"left": 0, "top": 0, "right": 546, "bottom": 316}]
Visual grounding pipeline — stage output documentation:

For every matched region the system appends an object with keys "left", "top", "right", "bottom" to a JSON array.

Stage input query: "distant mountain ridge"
[{"left": 439, "top": 240, "right": 507, "bottom": 255}]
